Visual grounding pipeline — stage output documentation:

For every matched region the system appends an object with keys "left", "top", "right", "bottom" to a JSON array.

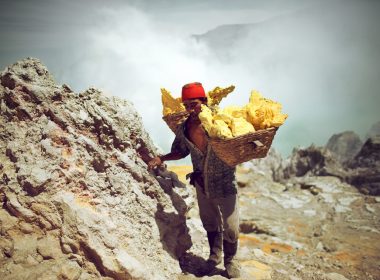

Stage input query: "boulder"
[
  {"left": 241, "top": 148, "right": 284, "bottom": 182},
  {"left": 346, "top": 136, "right": 380, "bottom": 195},
  {"left": 325, "top": 131, "right": 362, "bottom": 164},
  {"left": 0, "top": 58, "right": 193, "bottom": 279},
  {"left": 282, "top": 144, "right": 347, "bottom": 180},
  {"left": 365, "top": 121, "right": 380, "bottom": 140}
]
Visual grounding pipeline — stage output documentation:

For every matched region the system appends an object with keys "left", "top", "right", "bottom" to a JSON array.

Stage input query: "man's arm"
[{"left": 148, "top": 151, "right": 186, "bottom": 170}]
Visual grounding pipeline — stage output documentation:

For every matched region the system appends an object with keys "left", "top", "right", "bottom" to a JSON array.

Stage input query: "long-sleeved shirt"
[{"left": 171, "top": 119, "right": 237, "bottom": 199}]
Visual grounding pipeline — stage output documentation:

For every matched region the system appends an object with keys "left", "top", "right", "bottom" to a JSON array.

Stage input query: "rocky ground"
[
  {"left": 169, "top": 163, "right": 380, "bottom": 280},
  {"left": 0, "top": 58, "right": 379, "bottom": 280}
]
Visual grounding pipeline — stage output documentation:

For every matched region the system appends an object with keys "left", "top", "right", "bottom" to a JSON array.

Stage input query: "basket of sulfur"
[{"left": 161, "top": 85, "right": 287, "bottom": 166}]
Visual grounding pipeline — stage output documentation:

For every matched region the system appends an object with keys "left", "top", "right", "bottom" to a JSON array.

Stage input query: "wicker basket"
[
  {"left": 210, "top": 127, "right": 278, "bottom": 166},
  {"left": 162, "top": 111, "right": 189, "bottom": 133},
  {"left": 163, "top": 112, "right": 278, "bottom": 166}
]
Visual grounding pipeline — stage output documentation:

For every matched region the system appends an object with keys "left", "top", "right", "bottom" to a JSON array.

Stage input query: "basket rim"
[
  {"left": 162, "top": 111, "right": 189, "bottom": 120},
  {"left": 210, "top": 126, "right": 278, "bottom": 143}
]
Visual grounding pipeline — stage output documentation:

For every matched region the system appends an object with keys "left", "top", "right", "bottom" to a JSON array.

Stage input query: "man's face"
[{"left": 183, "top": 99, "right": 205, "bottom": 116}]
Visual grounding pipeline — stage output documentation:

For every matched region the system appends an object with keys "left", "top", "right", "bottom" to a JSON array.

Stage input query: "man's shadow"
[{"left": 152, "top": 167, "right": 225, "bottom": 277}]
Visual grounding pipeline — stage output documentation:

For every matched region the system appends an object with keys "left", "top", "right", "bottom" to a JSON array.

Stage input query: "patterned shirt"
[{"left": 171, "top": 119, "right": 237, "bottom": 199}]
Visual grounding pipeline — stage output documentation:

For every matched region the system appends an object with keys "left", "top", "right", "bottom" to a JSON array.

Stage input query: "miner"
[{"left": 148, "top": 82, "right": 240, "bottom": 278}]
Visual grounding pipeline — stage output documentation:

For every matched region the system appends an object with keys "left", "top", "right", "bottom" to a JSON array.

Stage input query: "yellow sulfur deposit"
[
  {"left": 199, "top": 105, "right": 255, "bottom": 139},
  {"left": 245, "top": 90, "right": 287, "bottom": 130},
  {"left": 161, "top": 88, "right": 185, "bottom": 116},
  {"left": 161, "top": 85, "right": 287, "bottom": 139},
  {"left": 214, "top": 113, "right": 233, "bottom": 126},
  {"left": 161, "top": 85, "right": 235, "bottom": 116},
  {"left": 221, "top": 105, "right": 247, "bottom": 119},
  {"left": 198, "top": 89, "right": 287, "bottom": 139},
  {"left": 198, "top": 105, "right": 214, "bottom": 133},
  {"left": 230, "top": 117, "right": 255, "bottom": 137},
  {"left": 210, "top": 120, "right": 233, "bottom": 139},
  {"left": 207, "top": 85, "right": 235, "bottom": 106}
]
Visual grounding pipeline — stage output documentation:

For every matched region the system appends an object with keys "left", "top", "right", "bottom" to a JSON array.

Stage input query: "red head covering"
[{"left": 181, "top": 82, "right": 206, "bottom": 101}]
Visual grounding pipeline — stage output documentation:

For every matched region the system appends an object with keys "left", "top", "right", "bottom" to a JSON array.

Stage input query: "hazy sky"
[{"left": 1, "top": 0, "right": 379, "bottom": 162}]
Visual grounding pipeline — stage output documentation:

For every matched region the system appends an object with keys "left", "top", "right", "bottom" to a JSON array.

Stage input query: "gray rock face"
[
  {"left": 242, "top": 148, "right": 284, "bottom": 182},
  {"left": 0, "top": 58, "right": 193, "bottom": 279},
  {"left": 325, "top": 131, "right": 363, "bottom": 164},
  {"left": 366, "top": 121, "right": 380, "bottom": 140},
  {"left": 282, "top": 145, "right": 347, "bottom": 180},
  {"left": 346, "top": 136, "right": 380, "bottom": 195}
]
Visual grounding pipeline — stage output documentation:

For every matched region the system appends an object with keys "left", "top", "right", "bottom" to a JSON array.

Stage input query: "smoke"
[
  {"left": 190, "top": 0, "right": 380, "bottom": 155},
  {"left": 1, "top": 0, "right": 379, "bottom": 162},
  {"left": 51, "top": 4, "right": 275, "bottom": 160}
]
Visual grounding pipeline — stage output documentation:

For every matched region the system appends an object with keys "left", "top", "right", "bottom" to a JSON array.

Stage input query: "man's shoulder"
[{"left": 175, "top": 120, "right": 187, "bottom": 136}]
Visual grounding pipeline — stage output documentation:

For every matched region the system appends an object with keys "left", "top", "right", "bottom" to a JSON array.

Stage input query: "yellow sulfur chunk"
[
  {"left": 210, "top": 120, "right": 233, "bottom": 139},
  {"left": 271, "top": 113, "right": 288, "bottom": 127},
  {"left": 249, "top": 90, "right": 263, "bottom": 104},
  {"left": 161, "top": 88, "right": 185, "bottom": 116},
  {"left": 207, "top": 85, "right": 235, "bottom": 106},
  {"left": 230, "top": 117, "right": 255, "bottom": 137},
  {"left": 199, "top": 105, "right": 214, "bottom": 134},
  {"left": 163, "top": 84, "right": 287, "bottom": 139},
  {"left": 245, "top": 90, "right": 287, "bottom": 129},
  {"left": 222, "top": 106, "right": 247, "bottom": 119},
  {"left": 214, "top": 113, "right": 233, "bottom": 126},
  {"left": 245, "top": 104, "right": 262, "bottom": 129}
]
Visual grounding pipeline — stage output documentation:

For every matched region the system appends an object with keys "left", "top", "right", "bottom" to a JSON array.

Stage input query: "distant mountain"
[{"left": 193, "top": 0, "right": 379, "bottom": 61}]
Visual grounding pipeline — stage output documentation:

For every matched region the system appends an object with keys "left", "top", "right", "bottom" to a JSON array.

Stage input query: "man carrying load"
[{"left": 148, "top": 82, "right": 240, "bottom": 278}]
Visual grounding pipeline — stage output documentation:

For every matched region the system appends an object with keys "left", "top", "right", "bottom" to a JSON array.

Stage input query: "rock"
[
  {"left": 17, "top": 166, "right": 52, "bottom": 196},
  {"left": 240, "top": 220, "right": 259, "bottom": 234},
  {"left": 325, "top": 272, "right": 349, "bottom": 280},
  {"left": 0, "top": 58, "right": 192, "bottom": 279},
  {"left": 325, "top": 131, "right": 362, "bottom": 163},
  {"left": 346, "top": 136, "right": 380, "bottom": 195},
  {"left": 349, "top": 136, "right": 380, "bottom": 167},
  {"left": 36, "top": 232, "right": 63, "bottom": 260},
  {"left": 241, "top": 259, "right": 272, "bottom": 280},
  {"left": 365, "top": 121, "right": 380, "bottom": 140},
  {"left": 282, "top": 144, "right": 347, "bottom": 180},
  {"left": 242, "top": 148, "right": 284, "bottom": 181},
  {"left": 57, "top": 261, "right": 82, "bottom": 280}
]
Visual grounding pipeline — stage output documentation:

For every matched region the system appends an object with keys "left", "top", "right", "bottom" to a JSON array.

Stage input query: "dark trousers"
[{"left": 195, "top": 182, "right": 239, "bottom": 243}]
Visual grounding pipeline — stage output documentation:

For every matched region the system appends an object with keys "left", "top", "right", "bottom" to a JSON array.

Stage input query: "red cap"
[{"left": 181, "top": 82, "right": 206, "bottom": 101}]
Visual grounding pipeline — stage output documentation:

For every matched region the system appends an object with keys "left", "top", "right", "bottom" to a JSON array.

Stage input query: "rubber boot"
[
  {"left": 201, "top": 231, "right": 223, "bottom": 275},
  {"left": 207, "top": 231, "right": 223, "bottom": 265},
  {"left": 223, "top": 240, "right": 241, "bottom": 279}
]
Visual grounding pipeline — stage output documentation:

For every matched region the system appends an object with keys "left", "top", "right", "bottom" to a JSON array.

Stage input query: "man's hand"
[{"left": 148, "top": 156, "right": 162, "bottom": 170}]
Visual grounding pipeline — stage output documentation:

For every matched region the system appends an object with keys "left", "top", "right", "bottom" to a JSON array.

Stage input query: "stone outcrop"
[
  {"left": 242, "top": 148, "right": 284, "bottom": 182},
  {"left": 325, "top": 131, "right": 362, "bottom": 164},
  {"left": 346, "top": 136, "right": 380, "bottom": 195},
  {"left": 281, "top": 145, "right": 347, "bottom": 180},
  {"left": 279, "top": 132, "right": 380, "bottom": 195},
  {"left": 365, "top": 121, "right": 380, "bottom": 140},
  {"left": 0, "top": 58, "right": 193, "bottom": 280}
]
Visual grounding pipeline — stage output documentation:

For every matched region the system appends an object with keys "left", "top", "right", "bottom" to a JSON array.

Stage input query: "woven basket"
[
  {"left": 210, "top": 127, "right": 278, "bottom": 166},
  {"left": 162, "top": 111, "right": 189, "bottom": 133},
  {"left": 163, "top": 112, "right": 278, "bottom": 166}
]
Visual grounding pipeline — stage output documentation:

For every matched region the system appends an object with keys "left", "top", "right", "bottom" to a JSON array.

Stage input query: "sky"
[{"left": 0, "top": 0, "right": 379, "bottom": 163}]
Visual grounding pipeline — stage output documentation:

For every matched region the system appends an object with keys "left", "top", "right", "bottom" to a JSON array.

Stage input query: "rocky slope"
[{"left": 0, "top": 58, "right": 193, "bottom": 280}]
